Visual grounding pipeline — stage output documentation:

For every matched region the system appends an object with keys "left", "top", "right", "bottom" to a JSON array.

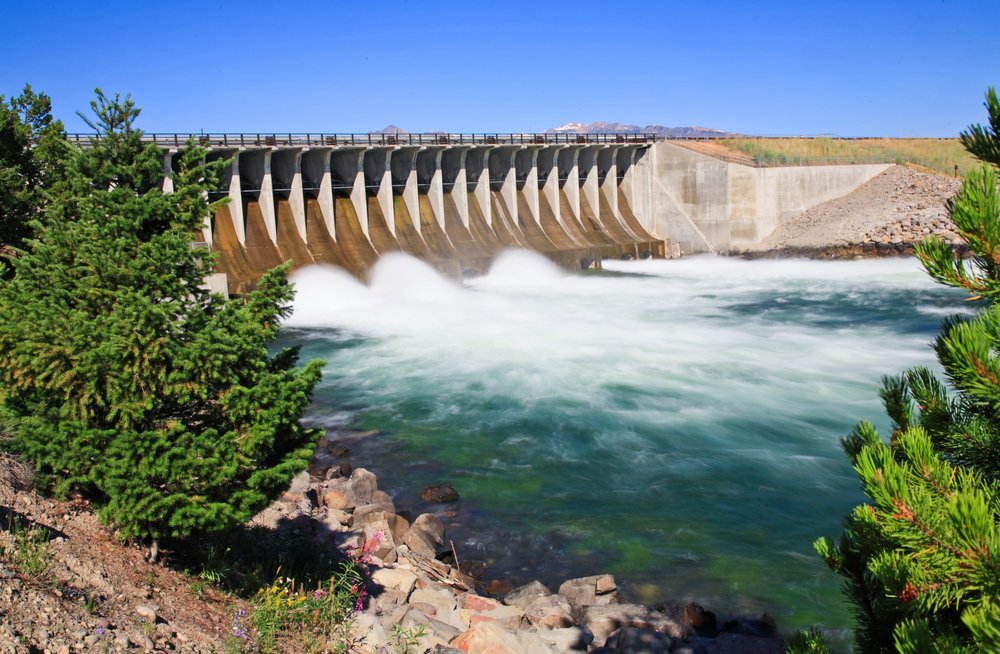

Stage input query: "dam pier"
[{"left": 70, "top": 132, "right": 892, "bottom": 295}]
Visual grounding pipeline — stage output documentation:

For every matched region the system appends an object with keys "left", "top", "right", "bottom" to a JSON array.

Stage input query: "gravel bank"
[{"left": 737, "top": 165, "right": 962, "bottom": 255}]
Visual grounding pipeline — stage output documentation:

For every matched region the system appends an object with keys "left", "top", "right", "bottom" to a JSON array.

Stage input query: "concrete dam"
[{"left": 126, "top": 132, "right": 891, "bottom": 295}]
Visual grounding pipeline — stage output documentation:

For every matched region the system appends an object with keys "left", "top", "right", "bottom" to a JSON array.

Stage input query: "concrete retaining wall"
[{"left": 633, "top": 142, "right": 890, "bottom": 254}]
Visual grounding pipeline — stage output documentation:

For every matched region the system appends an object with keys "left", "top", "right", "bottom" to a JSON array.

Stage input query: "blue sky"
[{"left": 2, "top": 0, "right": 997, "bottom": 136}]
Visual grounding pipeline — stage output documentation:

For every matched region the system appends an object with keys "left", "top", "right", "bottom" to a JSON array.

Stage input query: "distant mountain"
[
  {"left": 370, "top": 125, "right": 409, "bottom": 134},
  {"left": 546, "top": 121, "right": 736, "bottom": 138}
]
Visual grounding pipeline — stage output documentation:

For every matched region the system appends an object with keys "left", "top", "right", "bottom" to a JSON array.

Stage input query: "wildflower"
[{"left": 313, "top": 589, "right": 327, "bottom": 600}]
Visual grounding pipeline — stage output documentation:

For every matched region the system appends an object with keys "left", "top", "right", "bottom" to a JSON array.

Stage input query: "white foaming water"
[
  {"left": 286, "top": 252, "right": 961, "bottom": 432},
  {"left": 282, "top": 250, "right": 969, "bottom": 632}
]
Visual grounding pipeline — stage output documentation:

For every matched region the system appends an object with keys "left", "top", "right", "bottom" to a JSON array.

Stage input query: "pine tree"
[
  {"left": 810, "top": 89, "right": 1000, "bottom": 653},
  {"left": 0, "top": 90, "right": 323, "bottom": 553},
  {"left": 0, "top": 84, "right": 66, "bottom": 259}
]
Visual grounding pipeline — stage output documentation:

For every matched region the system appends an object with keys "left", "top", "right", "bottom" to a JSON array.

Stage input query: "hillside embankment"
[
  {"left": 734, "top": 165, "right": 963, "bottom": 258},
  {"left": 1, "top": 445, "right": 786, "bottom": 654}
]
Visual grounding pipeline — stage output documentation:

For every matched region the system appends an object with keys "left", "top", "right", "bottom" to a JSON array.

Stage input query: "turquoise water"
[{"left": 281, "top": 251, "right": 970, "bottom": 637}]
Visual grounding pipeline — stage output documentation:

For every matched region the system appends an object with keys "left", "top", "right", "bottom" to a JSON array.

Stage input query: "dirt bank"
[{"left": 736, "top": 165, "right": 962, "bottom": 255}]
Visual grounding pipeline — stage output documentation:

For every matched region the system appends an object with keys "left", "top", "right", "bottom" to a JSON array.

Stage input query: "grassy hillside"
[{"left": 716, "top": 137, "right": 976, "bottom": 176}]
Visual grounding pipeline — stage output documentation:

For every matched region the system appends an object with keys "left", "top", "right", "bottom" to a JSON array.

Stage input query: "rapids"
[{"left": 281, "top": 250, "right": 971, "bottom": 636}]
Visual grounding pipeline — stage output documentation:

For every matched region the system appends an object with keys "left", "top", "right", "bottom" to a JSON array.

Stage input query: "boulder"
[
  {"left": 450, "top": 622, "right": 522, "bottom": 654},
  {"left": 421, "top": 484, "right": 460, "bottom": 503},
  {"left": 460, "top": 594, "right": 503, "bottom": 613},
  {"left": 350, "top": 503, "right": 396, "bottom": 528},
  {"left": 604, "top": 626, "right": 675, "bottom": 653},
  {"left": 371, "top": 489, "right": 394, "bottom": 506},
  {"left": 351, "top": 613, "right": 388, "bottom": 649},
  {"left": 404, "top": 513, "right": 446, "bottom": 558},
  {"left": 531, "top": 626, "right": 594, "bottom": 652},
  {"left": 319, "top": 468, "right": 377, "bottom": 510},
  {"left": 653, "top": 601, "right": 716, "bottom": 634},
  {"left": 411, "top": 586, "right": 462, "bottom": 631},
  {"left": 362, "top": 520, "right": 397, "bottom": 565},
  {"left": 504, "top": 580, "right": 553, "bottom": 609},
  {"left": 524, "top": 594, "right": 574, "bottom": 628},
  {"left": 321, "top": 489, "right": 351, "bottom": 511},
  {"left": 557, "top": 575, "right": 620, "bottom": 614},
  {"left": 465, "top": 604, "right": 524, "bottom": 631},
  {"left": 370, "top": 567, "right": 419, "bottom": 597},
  {"left": 583, "top": 604, "right": 687, "bottom": 647},
  {"left": 486, "top": 579, "right": 514, "bottom": 596}
]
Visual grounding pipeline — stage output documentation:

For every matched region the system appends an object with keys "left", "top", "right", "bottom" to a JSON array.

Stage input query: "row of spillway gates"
[{"left": 127, "top": 133, "right": 671, "bottom": 295}]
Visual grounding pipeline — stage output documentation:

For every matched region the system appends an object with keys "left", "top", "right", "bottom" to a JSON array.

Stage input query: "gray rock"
[
  {"left": 532, "top": 626, "right": 594, "bottom": 652},
  {"left": 583, "top": 604, "right": 687, "bottom": 647},
  {"left": 421, "top": 483, "right": 460, "bottom": 503},
  {"left": 505, "top": 580, "right": 553, "bottom": 609},
  {"left": 350, "top": 502, "right": 396, "bottom": 528},
  {"left": 423, "top": 618, "right": 462, "bottom": 642},
  {"left": 524, "top": 594, "right": 574, "bottom": 628},
  {"left": 362, "top": 520, "right": 397, "bottom": 564},
  {"left": 320, "top": 467, "right": 378, "bottom": 510},
  {"left": 410, "top": 586, "right": 461, "bottom": 631},
  {"left": 604, "top": 626, "right": 673, "bottom": 653},
  {"left": 135, "top": 604, "right": 158, "bottom": 622},
  {"left": 403, "top": 513, "right": 445, "bottom": 558},
  {"left": 370, "top": 567, "right": 419, "bottom": 597},
  {"left": 558, "top": 575, "right": 620, "bottom": 614}
]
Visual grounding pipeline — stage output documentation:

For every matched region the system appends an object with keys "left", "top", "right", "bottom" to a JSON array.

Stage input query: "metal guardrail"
[{"left": 65, "top": 132, "right": 660, "bottom": 148}]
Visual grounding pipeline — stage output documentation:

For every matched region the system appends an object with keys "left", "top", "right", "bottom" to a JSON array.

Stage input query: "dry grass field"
[{"left": 714, "top": 137, "right": 977, "bottom": 177}]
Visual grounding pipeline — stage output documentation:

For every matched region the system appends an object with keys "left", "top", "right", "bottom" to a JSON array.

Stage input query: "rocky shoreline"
[
  {"left": 1, "top": 436, "right": 787, "bottom": 653},
  {"left": 258, "top": 433, "right": 788, "bottom": 654}
]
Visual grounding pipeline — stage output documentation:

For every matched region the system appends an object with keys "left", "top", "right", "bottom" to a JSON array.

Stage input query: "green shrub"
[
  {"left": 812, "top": 88, "right": 1000, "bottom": 653},
  {"left": 0, "top": 90, "right": 322, "bottom": 552}
]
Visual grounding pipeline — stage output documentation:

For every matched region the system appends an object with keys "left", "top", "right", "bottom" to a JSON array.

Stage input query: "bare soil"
[
  {"left": 738, "top": 165, "right": 962, "bottom": 254},
  {"left": 0, "top": 454, "right": 243, "bottom": 653}
]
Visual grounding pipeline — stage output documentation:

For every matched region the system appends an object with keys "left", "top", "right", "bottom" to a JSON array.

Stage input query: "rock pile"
[
  {"left": 739, "top": 165, "right": 963, "bottom": 257},
  {"left": 258, "top": 435, "right": 787, "bottom": 654}
]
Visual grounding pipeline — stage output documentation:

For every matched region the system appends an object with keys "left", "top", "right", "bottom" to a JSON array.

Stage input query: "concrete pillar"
[
  {"left": 617, "top": 146, "right": 638, "bottom": 205},
  {"left": 466, "top": 147, "right": 493, "bottom": 228},
  {"left": 226, "top": 151, "right": 246, "bottom": 246},
  {"left": 390, "top": 147, "right": 421, "bottom": 234},
  {"left": 416, "top": 148, "right": 446, "bottom": 231},
  {"left": 364, "top": 148, "right": 395, "bottom": 235},
  {"left": 599, "top": 147, "right": 619, "bottom": 218},
  {"left": 331, "top": 149, "right": 369, "bottom": 238},
  {"left": 161, "top": 150, "right": 175, "bottom": 194},
  {"left": 272, "top": 148, "right": 307, "bottom": 243},
  {"left": 289, "top": 150, "right": 306, "bottom": 242},
  {"left": 490, "top": 146, "right": 521, "bottom": 226},
  {"left": 442, "top": 147, "right": 471, "bottom": 227},
  {"left": 540, "top": 146, "right": 572, "bottom": 237},
  {"left": 579, "top": 147, "right": 600, "bottom": 218},
  {"left": 515, "top": 147, "right": 541, "bottom": 226},
  {"left": 259, "top": 150, "right": 277, "bottom": 244},
  {"left": 558, "top": 147, "right": 583, "bottom": 223},
  {"left": 301, "top": 148, "right": 335, "bottom": 240},
  {"left": 628, "top": 147, "right": 653, "bottom": 233}
]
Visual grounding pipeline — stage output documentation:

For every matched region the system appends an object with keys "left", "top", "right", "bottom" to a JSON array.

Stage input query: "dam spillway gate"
[{"left": 152, "top": 133, "right": 667, "bottom": 294}]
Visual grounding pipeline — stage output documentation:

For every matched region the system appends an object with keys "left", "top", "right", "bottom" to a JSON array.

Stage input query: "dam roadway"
[{"left": 68, "top": 132, "right": 892, "bottom": 295}]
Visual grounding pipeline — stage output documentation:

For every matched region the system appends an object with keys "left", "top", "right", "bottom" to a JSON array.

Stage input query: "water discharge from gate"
[{"left": 281, "top": 251, "right": 971, "bottom": 637}]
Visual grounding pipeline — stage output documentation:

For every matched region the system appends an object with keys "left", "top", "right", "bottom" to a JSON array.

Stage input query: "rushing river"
[{"left": 280, "top": 251, "right": 970, "bottom": 636}]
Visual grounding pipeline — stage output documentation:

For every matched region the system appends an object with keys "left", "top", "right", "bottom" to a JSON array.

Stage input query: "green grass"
[
  {"left": 2, "top": 521, "right": 52, "bottom": 577},
  {"left": 718, "top": 137, "right": 977, "bottom": 177}
]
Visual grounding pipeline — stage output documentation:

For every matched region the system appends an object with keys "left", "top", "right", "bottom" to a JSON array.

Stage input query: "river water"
[{"left": 280, "top": 250, "right": 970, "bottom": 636}]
